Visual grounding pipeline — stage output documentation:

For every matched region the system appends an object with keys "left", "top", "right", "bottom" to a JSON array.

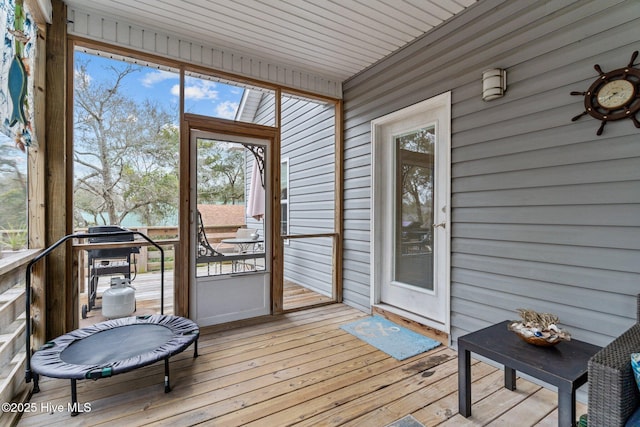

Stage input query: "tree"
[
  {"left": 398, "top": 128, "right": 435, "bottom": 226},
  {"left": 73, "top": 58, "right": 179, "bottom": 227},
  {"left": 196, "top": 139, "right": 245, "bottom": 205}
]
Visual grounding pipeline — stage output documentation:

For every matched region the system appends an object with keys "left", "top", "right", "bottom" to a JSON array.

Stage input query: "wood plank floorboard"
[
  {"left": 283, "top": 279, "right": 333, "bottom": 310},
  {"left": 19, "top": 303, "right": 587, "bottom": 426}
]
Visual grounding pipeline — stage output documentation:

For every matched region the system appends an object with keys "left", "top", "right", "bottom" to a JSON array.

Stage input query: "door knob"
[{"left": 432, "top": 222, "right": 446, "bottom": 229}]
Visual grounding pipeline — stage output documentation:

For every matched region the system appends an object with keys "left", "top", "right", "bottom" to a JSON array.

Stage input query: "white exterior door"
[{"left": 371, "top": 93, "right": 451, "bottom": 333}]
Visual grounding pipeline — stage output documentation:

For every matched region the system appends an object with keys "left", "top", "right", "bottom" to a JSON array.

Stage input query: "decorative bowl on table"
[{"left": 507, "top": 309, "right": 571, "bottom": 347}]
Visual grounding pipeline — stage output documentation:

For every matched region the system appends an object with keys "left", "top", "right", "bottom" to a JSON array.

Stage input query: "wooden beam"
[
  {"left": 271, "top": 89, "right": 283, "bottom": 314},
  {"left": 176, "top": 66, "right": 189, "bottom": 318},
  {"left": 183, "top": 114, "right": 279, "bottom": 140},
  {"left": 334, "top": 99, "right": 344, "bottom": 303},
  {"left": 44, "top": 0, "right": 69, "bottom": 339},
  {"left": 27, "top": 23, "right": 47, "bottom": 349}
]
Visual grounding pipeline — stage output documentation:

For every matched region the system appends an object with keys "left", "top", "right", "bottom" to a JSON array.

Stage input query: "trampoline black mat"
[
  {"left": 31, "top": 314, "right": 199, "bottom": 380},
  {"left": 61, "top": 324, "right": 174, "bottom": 365}
]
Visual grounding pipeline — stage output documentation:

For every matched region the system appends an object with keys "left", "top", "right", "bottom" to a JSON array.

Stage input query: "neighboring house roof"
[
  {"left": 235, "top": 89, "right": 264, "bottom": 122},
  {"left": 197, "top": 204, "right": 245, "bottom": 227}
]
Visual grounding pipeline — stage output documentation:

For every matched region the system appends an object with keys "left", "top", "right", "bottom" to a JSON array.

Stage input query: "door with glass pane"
[
  {"left": 372, "top": 93, "right": 451, "bottom": 332},
  {"left": 395, "top": 129, "right": 435, "bottom": 289},
  {"left": 190, "top": 129, "right": 270, "bottom": 326}
]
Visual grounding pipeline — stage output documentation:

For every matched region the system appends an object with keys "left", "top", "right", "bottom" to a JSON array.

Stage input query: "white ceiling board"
[{"left": 63, "top": 0, "right": 477, "bottom": 82}]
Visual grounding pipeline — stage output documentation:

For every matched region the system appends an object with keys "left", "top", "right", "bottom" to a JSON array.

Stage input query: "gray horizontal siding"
[
  {"left": 283, "top": 238, "right": 334, "bottom": 297},
  {"left": 253, "top": 94, "right": 276, "bottom": 126},
  {"left": 342, "top": 0, "right": 640, "bottom": 345},
  {"left": 248, "top": 94, "right": 337, "bottom": 297},
  {"left": 281, "top": 96, "right": 336, "bottom": 296},
  {"left": 452, "top": 205, "right": 640, "bottom": 226},
  {"left": 454, "top": 223, "right": 640, "bottom": 250}
]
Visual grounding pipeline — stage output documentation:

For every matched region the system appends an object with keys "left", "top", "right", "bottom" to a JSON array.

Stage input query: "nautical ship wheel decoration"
[{"left": 571, "top": 50, "right": 640, "bottom": 135}]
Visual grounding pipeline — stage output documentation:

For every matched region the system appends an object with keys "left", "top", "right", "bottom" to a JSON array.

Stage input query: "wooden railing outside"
[{"left": 75, "top": 224, "right": 243, "bottom": 285}]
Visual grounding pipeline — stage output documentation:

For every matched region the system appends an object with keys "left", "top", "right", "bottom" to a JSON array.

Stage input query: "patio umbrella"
[{"left": 247, "top": 158, "right": 265, "bottom": 220}]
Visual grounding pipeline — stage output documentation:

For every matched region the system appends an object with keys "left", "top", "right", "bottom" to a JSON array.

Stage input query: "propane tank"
[{"left": 102, "top": 278, "right": 136, "bottom": 318}]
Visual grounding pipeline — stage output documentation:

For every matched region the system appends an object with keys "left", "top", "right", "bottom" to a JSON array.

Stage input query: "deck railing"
[
  {"left": 0, "top": 250, "right": 40, "bottom": 426},
  {"left": 75, "top": 224, "right": 243, "bottom": 286}
]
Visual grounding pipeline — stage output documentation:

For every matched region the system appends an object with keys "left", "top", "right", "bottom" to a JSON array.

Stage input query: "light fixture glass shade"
[{"left": 482, "top": 69, "right": 506, "bottom": 101}]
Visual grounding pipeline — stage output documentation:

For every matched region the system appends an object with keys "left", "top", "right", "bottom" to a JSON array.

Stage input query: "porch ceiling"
[{"left": 63, "top": 0, "right": 477, "bottom": 82}]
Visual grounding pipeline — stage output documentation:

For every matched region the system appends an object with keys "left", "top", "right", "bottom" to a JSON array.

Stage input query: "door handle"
[{"left": 432, "top": 222, "right": 446, "bottom": 229}]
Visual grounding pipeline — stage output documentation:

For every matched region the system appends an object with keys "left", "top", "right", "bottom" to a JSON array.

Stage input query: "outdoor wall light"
[{"left": 482, "top": 68, "right": 507, "bottom": 101}]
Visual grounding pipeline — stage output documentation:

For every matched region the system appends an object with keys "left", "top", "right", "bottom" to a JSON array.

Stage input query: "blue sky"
[{"left": 77, "top": 51, "right": 244, "bottom": 120}]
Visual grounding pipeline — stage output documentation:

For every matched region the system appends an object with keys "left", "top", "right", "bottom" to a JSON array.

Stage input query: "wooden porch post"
[{"left": 45, "top": 0, "right": 71, "bottom": 339}]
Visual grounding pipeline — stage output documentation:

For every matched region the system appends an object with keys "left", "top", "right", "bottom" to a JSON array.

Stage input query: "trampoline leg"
[
  {"left": 33, "top": 373, "right": 40, "bottom": 393},
  {"left": 193, "top": 339, "right": 199, "bottom": 358},
  {"left": 164, "top": 358, "right": 171, "bottom": 393},
  {"left": 70, "top": 379, "right": 79, "bottom": 416}
]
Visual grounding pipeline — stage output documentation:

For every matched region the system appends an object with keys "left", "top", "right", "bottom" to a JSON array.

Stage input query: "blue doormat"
[{"left": 340, "top": 315, "right": 440, "bottom": 360}]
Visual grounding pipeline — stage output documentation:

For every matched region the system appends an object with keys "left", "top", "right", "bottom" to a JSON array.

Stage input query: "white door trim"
[{"left": 370, "top": 92, "right": 451, "bottom": 335}]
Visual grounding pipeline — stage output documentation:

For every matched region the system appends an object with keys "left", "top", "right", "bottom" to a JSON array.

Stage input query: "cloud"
[
  {"left": 140, "top": 70, "right": 178, "bottom": 87},
  {"left": 172, "top": 78, "right": 219, "bottom": 101},
  {"left": 216, "top": 101, "right": 239, "bottom": 119}
]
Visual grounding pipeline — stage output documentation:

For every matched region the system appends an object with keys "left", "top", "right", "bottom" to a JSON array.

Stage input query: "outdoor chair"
[
  {"left": 196, "top": 210, "right": 227, "bottom": 274},
  {"left": 587, "top": 294, "right": 640, "bottom": 426}
]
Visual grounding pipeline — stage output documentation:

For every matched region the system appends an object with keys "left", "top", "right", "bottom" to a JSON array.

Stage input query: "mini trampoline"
[{"left": 25, "top": 230, "right": 199, "bottom": 416}]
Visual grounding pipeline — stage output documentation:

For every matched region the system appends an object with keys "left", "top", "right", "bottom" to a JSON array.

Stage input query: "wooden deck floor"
[
  {"left": 19, "top": 303, "right": 585, "bottom": 426},
  {"left": 283, "top": 279, "right": 333, "bottom": 310}
]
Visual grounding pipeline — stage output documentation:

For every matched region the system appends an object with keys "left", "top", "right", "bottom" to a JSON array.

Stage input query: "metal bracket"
[{"left": 241, "top": 144, "right": 265, "bottom": 189}]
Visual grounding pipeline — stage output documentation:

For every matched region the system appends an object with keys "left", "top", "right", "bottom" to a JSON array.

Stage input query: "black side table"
[{"left": 458, "top": 320, "right": 601, "bottom": 426}]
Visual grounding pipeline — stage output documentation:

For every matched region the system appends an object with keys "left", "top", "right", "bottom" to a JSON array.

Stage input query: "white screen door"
[
  {"left": 190, "top": 130, "right": 270, "bottom": 326},
  {"left": 372, "top": 93, "right": 451, "bottom": 332}
]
